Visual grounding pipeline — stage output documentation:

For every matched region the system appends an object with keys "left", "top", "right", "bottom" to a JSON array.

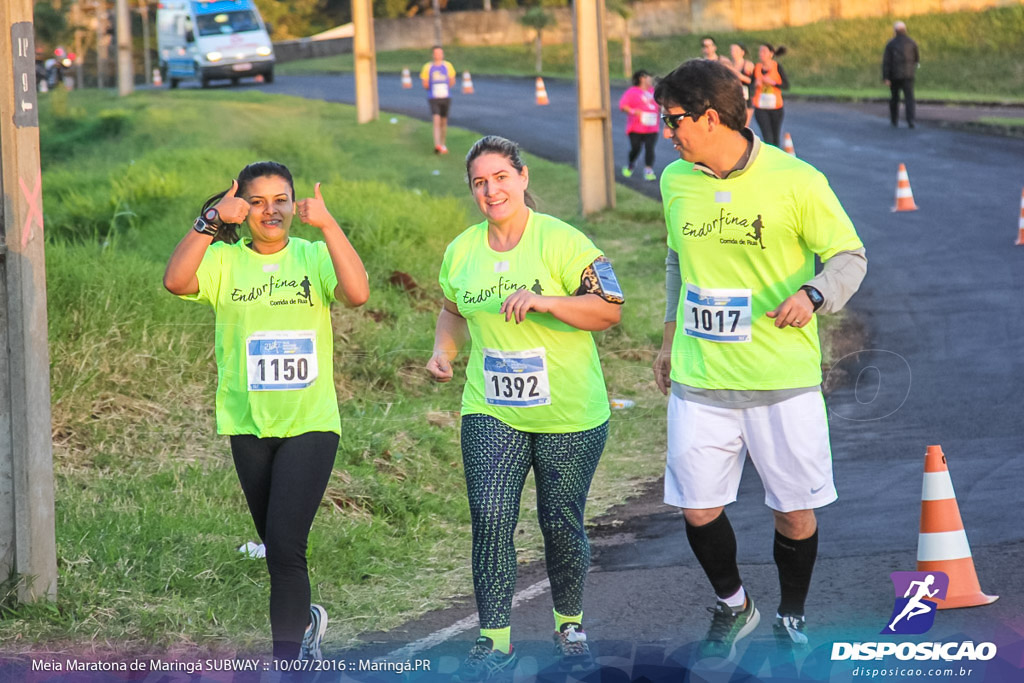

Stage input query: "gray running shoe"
[
  {"left": 696, "top": 596, "right": 760, "bottom": 662},
  {"left": 553, "top": 623, "right": 595, "bottom": 672},
  {"left": 299, "top": 604, "right": 328, "bottom": 661},
  {"left": 453, "top": 636, "right": 517, "bottom": 682},
  {"left": 773, "top": 614, "right": 809, "bottom": 652}
]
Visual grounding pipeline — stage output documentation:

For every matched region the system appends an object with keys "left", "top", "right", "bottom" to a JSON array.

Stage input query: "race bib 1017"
[{"left": 683, "top": 284, "right": 752, "bottom": 343}]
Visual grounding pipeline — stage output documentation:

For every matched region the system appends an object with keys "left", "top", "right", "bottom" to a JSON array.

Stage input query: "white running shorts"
[{"left": 664, "top": 391, "right": 837, "bottom": 512}]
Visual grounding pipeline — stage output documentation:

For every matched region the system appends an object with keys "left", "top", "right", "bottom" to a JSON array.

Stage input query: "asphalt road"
[{"left": 231, "top": 73, "right": 1024, "bottom": 680}]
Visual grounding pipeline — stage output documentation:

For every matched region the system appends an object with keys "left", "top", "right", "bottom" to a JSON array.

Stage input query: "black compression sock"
[
  {"left": 685, "top": 511, "right": 742, "bottom": 599},
  {"left": 774, "top": 528, "right": 819, "bottom": 616}
]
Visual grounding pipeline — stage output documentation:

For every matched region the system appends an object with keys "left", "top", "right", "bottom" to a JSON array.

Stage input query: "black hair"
[
  {"left": 732, "top": 42, "right": 748, "bottom": 57},
  {"left": 464, "top": 135, "right": 537, "bottom": 210},
  {"left": 200, "top": 161, "right": 295, "bottom": 245},
  {"left": 653, "top": 58, "right": 746, "bottom": 131},
  {"left": 632, "top": 69, "right": 651, "bottom": 86},
  {"left": 700, "top": 35, "right": 717, "bottom": 47},
  {"left": 760, "top": 43, "right": 787, "bottom": 58}
]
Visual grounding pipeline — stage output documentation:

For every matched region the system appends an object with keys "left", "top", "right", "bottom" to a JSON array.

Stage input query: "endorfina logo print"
[{"left": 882, "top": 571, "right": 948, "bottom": 635}]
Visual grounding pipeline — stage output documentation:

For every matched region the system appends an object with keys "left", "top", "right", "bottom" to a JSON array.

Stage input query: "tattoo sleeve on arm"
[{"left": 576, "top": 256, "right": 625, "bottom": 304}]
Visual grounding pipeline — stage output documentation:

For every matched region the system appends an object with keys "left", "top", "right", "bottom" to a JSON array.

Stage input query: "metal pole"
[
  {"left": 573, "top": 0, "right": 615, "bottom": 214},
  {"left": 96, "top": 6, "right": 106, "bottom": 89},
  {"left": 116, "top": 0, "right": 133, "bottom": 95},
  {"left": 0, "top": 0, "right": 59, "bottom": 603},
  {"left": 432, "top": 0, "right": 442, "bottom": 47},
  {"left": 352, "top": 0, "right": 379, "bottom": 123},
  {"left": 140, "top": 1, "right": 152, "bottom": 85}
]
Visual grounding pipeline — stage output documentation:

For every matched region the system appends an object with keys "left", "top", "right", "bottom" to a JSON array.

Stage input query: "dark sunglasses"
[{"left": 661, "top": 111, "right": 702, "bottom": 129}]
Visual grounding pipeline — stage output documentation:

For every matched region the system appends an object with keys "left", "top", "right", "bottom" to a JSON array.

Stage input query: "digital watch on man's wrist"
[{"left": 800, "top": 285, "right": 824, "bottom": 311}]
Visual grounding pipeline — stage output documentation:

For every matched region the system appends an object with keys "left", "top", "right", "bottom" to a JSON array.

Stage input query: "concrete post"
[
  {"left": 116, "top": 0, "right": 133, "bottom": 95},
  {"left": 0, "top": 0, "right": 59, "bottom": 603},
  {"left": 573, "top": 0, "right": 615, "bottom": 214},
  {"left": 352, "top": 0, "right": 379, "bottom": 123}
]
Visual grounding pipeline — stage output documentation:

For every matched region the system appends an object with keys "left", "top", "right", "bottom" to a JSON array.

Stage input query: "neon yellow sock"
[
  {"left": 554, "top": 609, "right": 583, "bottom": 632},
  {"left": 480, "top": 627, "right": 511, "bottom": 654}
]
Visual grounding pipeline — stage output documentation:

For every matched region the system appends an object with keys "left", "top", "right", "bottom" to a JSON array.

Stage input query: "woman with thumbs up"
[{"left": 163, "top": 161, "right": 368, "bottom": 662}]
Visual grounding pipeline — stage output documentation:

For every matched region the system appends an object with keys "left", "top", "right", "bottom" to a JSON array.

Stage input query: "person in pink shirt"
[{"left": 618, "top": 70, "right": 660, "bottom": 181}]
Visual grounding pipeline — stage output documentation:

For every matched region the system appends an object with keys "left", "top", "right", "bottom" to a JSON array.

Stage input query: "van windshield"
[{"left": 196, "top": 10, "right": 260, "bottom": 36}]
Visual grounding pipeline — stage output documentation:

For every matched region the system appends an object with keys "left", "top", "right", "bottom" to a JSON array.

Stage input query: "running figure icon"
[
  {"left": 746, "top": 214, "right": 766, "bottom": 250},
  {"left": 888, "top": 574, "right": 939, "bottom": 631}
]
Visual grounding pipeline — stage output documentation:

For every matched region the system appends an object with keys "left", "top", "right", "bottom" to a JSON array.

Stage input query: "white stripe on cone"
[
  {"left": 922, "top": 471, "right": 956, "bottom": 501},
  {"left": 918, "top": 530, "right": 973, "bottom": 562}
]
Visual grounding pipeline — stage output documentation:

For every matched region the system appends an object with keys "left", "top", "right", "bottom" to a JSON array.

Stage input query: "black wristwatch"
[
  {"left": 192, "top": 207, "right": 224, "bottom": 237},
  {"left": 800, "top": 285, "right": 824, "bottom": 311}
]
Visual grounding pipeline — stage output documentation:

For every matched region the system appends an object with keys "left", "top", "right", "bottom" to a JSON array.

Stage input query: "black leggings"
[
  {"left": 461, "top": 414, "right": 608, "bottom": 629},
  {"left": 627, "top": 132, "right": 657, "bottom": 169},
  {"left": 230, "top": 431, "right": 338, "bottom": 659},
  {"left": 754, "top": 107, "right": 785, "bottom": 147}
]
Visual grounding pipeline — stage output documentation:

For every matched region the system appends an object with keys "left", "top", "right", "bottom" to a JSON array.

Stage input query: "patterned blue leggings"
[{"left": 461, "top": 414, "right": 609, "bottom": 629}]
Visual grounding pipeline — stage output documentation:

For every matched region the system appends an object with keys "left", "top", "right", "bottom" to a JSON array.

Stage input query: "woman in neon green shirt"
[
  {"left": 164, "top": 161, "right": 368, "bottom": 661},
  {"left": 426, "top": 136, "right": 624, "bottom": 680}
]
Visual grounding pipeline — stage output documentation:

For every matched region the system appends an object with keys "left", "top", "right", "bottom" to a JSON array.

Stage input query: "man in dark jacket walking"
[{"left": 882, "top": 21, "right": 920, "bottom": 128}]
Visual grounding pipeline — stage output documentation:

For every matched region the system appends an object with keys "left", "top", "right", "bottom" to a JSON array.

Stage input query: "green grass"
[
  {"left": 978, "top": 116, "right": 1024, "bottom": 128},
  {"left": 279, "top": 6, "right": 1024, "bottom": 102},
  {"left": 3, "top": 87, "right": 670, "bottom": 656}
]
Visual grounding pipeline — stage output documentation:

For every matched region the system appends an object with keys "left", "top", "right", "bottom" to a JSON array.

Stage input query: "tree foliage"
[
  {"left": 519, "top": 6, "right": 554, "bottom": 73},
  {"left": 34, "top": 1, "right": 70, "bottom": 50}
]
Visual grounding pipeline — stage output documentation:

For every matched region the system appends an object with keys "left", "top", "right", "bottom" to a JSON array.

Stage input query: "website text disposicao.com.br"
[
  {"left": 851, "top": 664, "right": 978, "bottom": 678},
  {"left": 835, "top": 640, "right": 996, "bottom": 679}
]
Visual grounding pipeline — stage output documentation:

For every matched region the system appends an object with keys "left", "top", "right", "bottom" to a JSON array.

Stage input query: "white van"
[{"left": 157, "top": 0, "right": 275, "bottom": 88}]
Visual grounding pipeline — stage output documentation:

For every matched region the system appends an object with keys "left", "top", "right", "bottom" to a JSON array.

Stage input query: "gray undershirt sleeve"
[
  {"left": 665, "top": 247, "right": 681, "bottom": 323},
  {"left": 806, "top": 247, "right": 868, "bottom": 315}
]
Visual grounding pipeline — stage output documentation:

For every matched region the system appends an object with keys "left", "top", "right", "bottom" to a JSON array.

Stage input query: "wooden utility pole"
[
  {"left": 352, "top": 0, "right": 379, "bottom": 123},
  {"left": 573, "top": 0, "right": 615, "bottom": 214},
  {"left": 0, "top": 0, "right": 59, "bottom": 603},
  {"left": 116, "top": 0, "right": 133, "bottom": 95}
]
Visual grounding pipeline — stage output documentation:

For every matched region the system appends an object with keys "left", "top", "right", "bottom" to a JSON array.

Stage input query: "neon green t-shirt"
[
  {"left": 439, "top": 211, "right": 611, "bottom": 433},
  {"left": 180, "top": 238, "right": 341, "bottom": 437},
  {"left": 661, "top": 144, "right": 863, "bottom": 390}
]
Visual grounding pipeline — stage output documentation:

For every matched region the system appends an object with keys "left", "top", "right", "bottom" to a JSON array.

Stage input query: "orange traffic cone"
[
  {"left": 462, "top": 71, "right": 474, "bottom": 94},
  {"left": 782, "top": 132, "right": 795, "bottom": 156},
  {"left": 535, "top": 77, "right": 549, "bottom": 106},
  {"left": 152, "top": 67, "right": 163, "bottom": 87},
  {"left": 401, "top": 68, "right": 412, "bottom": 89},
  {"left": 892, "top": 163, "right": 919, "bottom": 212},
  {"left": 916, "top": 445, "right": 998, "bottom": 610},
  {"left": 1015, "top": 188, "right": 1024, "bottom": 245}
]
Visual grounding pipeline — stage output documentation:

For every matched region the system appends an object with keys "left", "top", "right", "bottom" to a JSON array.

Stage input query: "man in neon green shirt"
[{"left": 652, "top": 59, "right": 867, "bottom": 662}]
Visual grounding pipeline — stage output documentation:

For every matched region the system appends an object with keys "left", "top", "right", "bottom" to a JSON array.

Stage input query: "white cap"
[{"left": 893, "top": 20, "right": 907, "bottom": 32}]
